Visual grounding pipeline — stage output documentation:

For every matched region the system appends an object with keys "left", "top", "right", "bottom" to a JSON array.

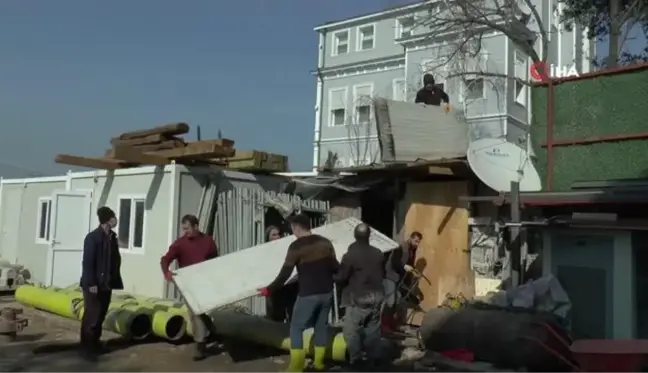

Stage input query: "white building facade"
[{"left": 311, "top": 0, "right": 595, "bottom": 170}]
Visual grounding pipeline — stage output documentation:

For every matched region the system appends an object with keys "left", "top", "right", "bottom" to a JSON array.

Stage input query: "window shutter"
[{"left": 329, "top": 89, "right": 346, "bottom": 110}]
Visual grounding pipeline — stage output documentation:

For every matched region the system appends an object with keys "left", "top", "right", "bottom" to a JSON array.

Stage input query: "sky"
[
  {"left": 0, "top": 0, "right": 413, "bottom": 176},
  {"left": 0, "top": 1, "right": 645, "bottom": 176}
]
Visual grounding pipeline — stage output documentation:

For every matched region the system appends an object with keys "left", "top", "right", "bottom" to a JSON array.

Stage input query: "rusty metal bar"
[
  {"left": 540, "top": 131, "right": 648, "bottom": 148},
  {"left": 546, "top": 78, "right": 555, "bottom": 191}
]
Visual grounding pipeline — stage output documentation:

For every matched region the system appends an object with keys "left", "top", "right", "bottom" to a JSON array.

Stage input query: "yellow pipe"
[
  {"left": 208, "top": 310, "right": 347, "bottom": 362},
  {"left": 15, "top": 285, "right": 83, "bottom": 320},
  {"left": 151, "top": 310, "right": 186, "bottom": 341}
]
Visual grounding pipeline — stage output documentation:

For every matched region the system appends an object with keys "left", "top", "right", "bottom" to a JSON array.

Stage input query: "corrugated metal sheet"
[
  {"left": 173, "top": 217, "right": 398, "bottom": 315},
  {"left": 374, "top": 98, "right": 469, "bottom": 162}
]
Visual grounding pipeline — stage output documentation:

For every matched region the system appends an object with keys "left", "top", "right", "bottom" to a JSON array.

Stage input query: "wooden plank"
[
  {"left": 112, "top": 147, "right": 169, "bottom": 166},
  {"left": 116, "top": 122, "right": 190, "bottom": 140},
  {"left": 55, "top": 154, "right": 124, "bottom": 169},
  {"left": 110, "top": 133, "right": 166, "bottom": 147},
  {"left": 150, "top": 140, "right": 235, "bottom": 159},
  {"left": 105, "top": 140, "right": 186, "bottom": 158},
  {"left": 220, "top": 150, "right": 288, "bottom": 172},
  {"left": 401, "top": 181, "right": 474, "bottom": 326}
]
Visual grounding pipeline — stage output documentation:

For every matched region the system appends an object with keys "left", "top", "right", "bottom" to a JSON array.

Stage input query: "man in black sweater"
[
  {"left": 259, "top": 214, "right": 339, "bottom": 372},
  {"left": 79, "top": 206, "right": 123, "bottom": 361},
  {"left": 335, "top": 223, "right": 385, "bottom": 369},
  {"left": 415, "top": 73, "right": 451, "bottom": 112}
]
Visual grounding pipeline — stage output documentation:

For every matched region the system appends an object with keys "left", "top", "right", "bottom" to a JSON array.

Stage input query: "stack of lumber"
[{"left": 54, "top": 122, "right": 288, "bottom": 172}]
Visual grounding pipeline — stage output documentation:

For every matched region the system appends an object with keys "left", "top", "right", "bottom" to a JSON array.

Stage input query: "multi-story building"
[{"left": 311, "top": 0, "right": 595, "bottom": 170}]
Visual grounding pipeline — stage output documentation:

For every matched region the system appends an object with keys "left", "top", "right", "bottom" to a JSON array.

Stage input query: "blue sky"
[
  {"left": 0, "top": 0, "right": 412, "bottom": 176},
  {"left": 0, "top": 1, "right": 644, "bottom": 176}
]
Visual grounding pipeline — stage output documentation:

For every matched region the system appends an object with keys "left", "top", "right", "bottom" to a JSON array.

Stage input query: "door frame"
[{"left": 44, "top": 190, "right": 93, "bottom": 286}]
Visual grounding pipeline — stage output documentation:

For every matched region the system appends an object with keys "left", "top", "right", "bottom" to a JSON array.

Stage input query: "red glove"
[
  {"left": 164, "top": 271, "right": 173, "bottom": 281},
  {"left": 257, "top": 287, "right": 270, "bottom": 297}
]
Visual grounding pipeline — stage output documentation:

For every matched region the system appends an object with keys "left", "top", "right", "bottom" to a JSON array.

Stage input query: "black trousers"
[
  {"left": 266, "top": 282, "right": 298, "bottom": 322},
  {"left": 80, "top": 289, "right": 112, "bottom": 350}
]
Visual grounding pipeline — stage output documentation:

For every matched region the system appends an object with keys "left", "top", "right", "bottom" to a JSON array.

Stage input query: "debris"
[{"left": 54, "top": 123, "right": 289, "bottom": 173}]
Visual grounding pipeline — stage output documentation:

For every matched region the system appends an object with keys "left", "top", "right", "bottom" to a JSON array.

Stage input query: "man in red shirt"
[{"left": 160, "top": 214, "right": 218, "bottom": 361}]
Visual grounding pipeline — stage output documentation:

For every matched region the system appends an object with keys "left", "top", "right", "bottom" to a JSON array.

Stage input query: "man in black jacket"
[
  {"left": 415, "top": 73, "right": 451, "bottom": 112},
  {"left": 79, "top": 206, "right": 123, "bottom": 360},
  {"left": 335, "top": 223, "right": 385, "bottom": 369}
]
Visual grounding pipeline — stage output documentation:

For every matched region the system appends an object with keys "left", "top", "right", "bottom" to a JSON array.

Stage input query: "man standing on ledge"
[
  {"left": 80, "top": 206, "right": 123, "bottom": 361},
  {"left": 415, "top": 73, "right": 451, "bottom": 113},
  {"left": 160, "top": 214, "right": 218, "bottom": 361},
  {"left": 258, "top": 214, "right": 339, "bottom": 372},
  {"left": 335, "top": 223, "right": 385, "bottom": 370}
]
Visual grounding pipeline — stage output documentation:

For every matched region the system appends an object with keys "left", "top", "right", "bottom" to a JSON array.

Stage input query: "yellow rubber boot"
[
  {"left": 312, "top": 346, "right": 326, "bottom": 371},
  {"left": 284, "top": 349, "right": 306, "bottom": 372}
]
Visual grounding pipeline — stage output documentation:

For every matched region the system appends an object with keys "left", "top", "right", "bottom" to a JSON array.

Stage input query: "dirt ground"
[{"left": 0, "top": 294, "right": 421, "bottom": 372}]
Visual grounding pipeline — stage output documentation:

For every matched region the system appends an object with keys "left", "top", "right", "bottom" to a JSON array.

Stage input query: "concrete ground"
[
  {"left": 0, "top": 294, "right": 296, "bottom": 372},
  {"left": 0, "top": 294, "right": 421, "bottom": 372}
]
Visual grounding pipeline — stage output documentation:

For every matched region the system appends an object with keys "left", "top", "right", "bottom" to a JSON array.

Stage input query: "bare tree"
[
  {"left": 413, "top": 0, "right": 548, "bottom": 86},
  {"left": 344, "top": 94, "right": 381, "bottom": 168}
]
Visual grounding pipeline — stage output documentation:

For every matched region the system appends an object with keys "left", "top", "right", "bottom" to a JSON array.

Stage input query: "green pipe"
[
  {"left": 102, "top": 303, "right": 153, "bottom": 341},
  {"left": 207, "top": 310, "right": 347, "bottom": 362}
]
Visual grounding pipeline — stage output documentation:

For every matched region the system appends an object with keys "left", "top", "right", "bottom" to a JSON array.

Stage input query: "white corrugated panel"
[{"left": 173, "top": 217, "right": 398, "bottom": 315}]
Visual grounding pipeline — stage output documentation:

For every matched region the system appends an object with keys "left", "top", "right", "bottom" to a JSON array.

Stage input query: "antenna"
[
  {"left": 196, "top": 125, "right": 202, "bottom": 141},
  {"left": 467, "top": 138, "right": 542, "bottom": 193}
]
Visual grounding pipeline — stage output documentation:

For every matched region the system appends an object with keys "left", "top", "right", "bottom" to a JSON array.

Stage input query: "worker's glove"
[
  {"left": 163, "top": 271, "right": 173, "bottom": 281},
  {"left": 404, "top": 264, "right": 414, "bottom": 273},
  {"left": 442, "top": 103, "right": 451, "bottom": 113},
  {"left": 257, "top": 287, "right": 270, "bottom": 297}
]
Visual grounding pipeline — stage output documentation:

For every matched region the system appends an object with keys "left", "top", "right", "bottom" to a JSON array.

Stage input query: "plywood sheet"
[
  {"left": 401, "top": 181, "right": 474, "bottom": 325},
  {"left": 173, "top": 218, "right": 398, "bottom": 315}
]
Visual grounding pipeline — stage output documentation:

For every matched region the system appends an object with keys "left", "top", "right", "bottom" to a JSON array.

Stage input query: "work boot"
[
  {"left": 311, "top": 346, "right": 326, "bottom": 371},
  {"left": 285, "top": 348, "right": 306, "bottom": 372},
  {"left": 192, "top": 341, "right": 207, "bottom": 361}
]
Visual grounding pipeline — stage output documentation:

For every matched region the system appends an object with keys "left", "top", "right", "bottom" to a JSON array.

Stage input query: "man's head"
[
  {"left": 423, "top": 74, "right": 435, "bottom": 91},
  {"left": 353, "top": 223, "right": 371, "bottom": 243},
  {"left": 288, "top": 214, "right": 311, "bottom": 238},
  {"left": 408, "top": 231, "right": 423, "bottom": 249},
  {"left": 97, "top": 206, "right": 117, "bottom": 229},
  {"left": 180, "top": 214, "right": 200, "bottom": 237}
]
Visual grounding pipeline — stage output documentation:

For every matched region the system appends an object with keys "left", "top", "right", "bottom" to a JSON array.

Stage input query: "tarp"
[{"left": 172, "top": 217, "right": 398, "bottom": 315}]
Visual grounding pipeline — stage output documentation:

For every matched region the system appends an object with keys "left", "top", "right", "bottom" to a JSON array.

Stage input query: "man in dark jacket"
[
  {"left": 161, "top": 214, "right": 218, "bottom": 361},
  {"left": 80, "top": 206, "right": 123, "bottom": 360},
  {"left": 335, "top": 223, "right": 385, "bottom": 369},
  {"left": 382, "top": 231, "right": 422, "bottom": 330},
  {"left": 415, "top": 73, "right": 451, "bottom": 112}
]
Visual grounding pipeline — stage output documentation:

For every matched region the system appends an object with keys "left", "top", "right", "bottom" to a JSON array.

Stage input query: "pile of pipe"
[
  {"left": 15, "top": 285, "right": 348, "bottom": 361},
  {"left": 418, "top": 302, "right": 576, "bottom": 372}
]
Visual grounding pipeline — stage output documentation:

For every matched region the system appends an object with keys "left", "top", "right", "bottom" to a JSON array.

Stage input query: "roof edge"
[{"left": 314, "top": 1, "right": 433, "bottom": 32}]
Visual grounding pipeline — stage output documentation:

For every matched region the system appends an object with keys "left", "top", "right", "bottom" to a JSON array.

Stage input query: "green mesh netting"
[{"left": 531, "top": 68, "right": 648, "bottom": 191}]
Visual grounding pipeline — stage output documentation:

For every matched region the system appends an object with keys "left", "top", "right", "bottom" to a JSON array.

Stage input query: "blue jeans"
[
  {"left": 290, "top": 293, "right": 333, "bottom": 349},
  {"left": 383, "top": 279, "right": 399, "bottom": 308}
]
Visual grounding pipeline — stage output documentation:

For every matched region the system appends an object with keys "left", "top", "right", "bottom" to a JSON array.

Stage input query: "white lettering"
[{"left": 549, "top": 64, "right": 580, "bottom": 78}]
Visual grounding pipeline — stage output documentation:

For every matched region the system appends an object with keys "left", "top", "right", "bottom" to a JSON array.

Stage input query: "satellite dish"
[{"left": 467, "top": 138, "right": 542, "bottom": 192}]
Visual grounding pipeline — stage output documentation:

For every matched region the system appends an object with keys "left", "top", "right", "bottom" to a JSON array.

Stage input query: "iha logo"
[{"left": 530, "top": 61, "right": 580, "bottom": 81}]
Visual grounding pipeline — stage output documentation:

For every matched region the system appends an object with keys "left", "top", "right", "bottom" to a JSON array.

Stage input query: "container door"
[{"left": 47, "top": 191, "right": 92, "bottom": 287}]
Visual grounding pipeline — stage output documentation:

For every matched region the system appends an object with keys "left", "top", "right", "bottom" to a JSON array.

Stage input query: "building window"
[
  {"left": 332, "top": 30, "right": 349, "bottom": 56},
  {"left": 353, "top": 84, "right": 373, "bottom": 125},
  {"left": 329, "top": 87, "right": 348, "bottom": 126},
  {"left": 357, "top": 25, "right": 375, "bottom": 51},
  {"left": 117, "top": 197, "right": 146, "bottom": 252},
  {"left": 392, "top": 78, "right": 406, "bottom": 101},
  {"left": 515, "top": 52, "right": 528, "bottom": 105},
  {"left": 462, "top": 77, "right": 485, "bottom": 100},
  {"left": 36, "top": 197, "right": 52, "bottom": 243},
  {"left": 396, "top": 17, "right": 415, "bottom": 38}
]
